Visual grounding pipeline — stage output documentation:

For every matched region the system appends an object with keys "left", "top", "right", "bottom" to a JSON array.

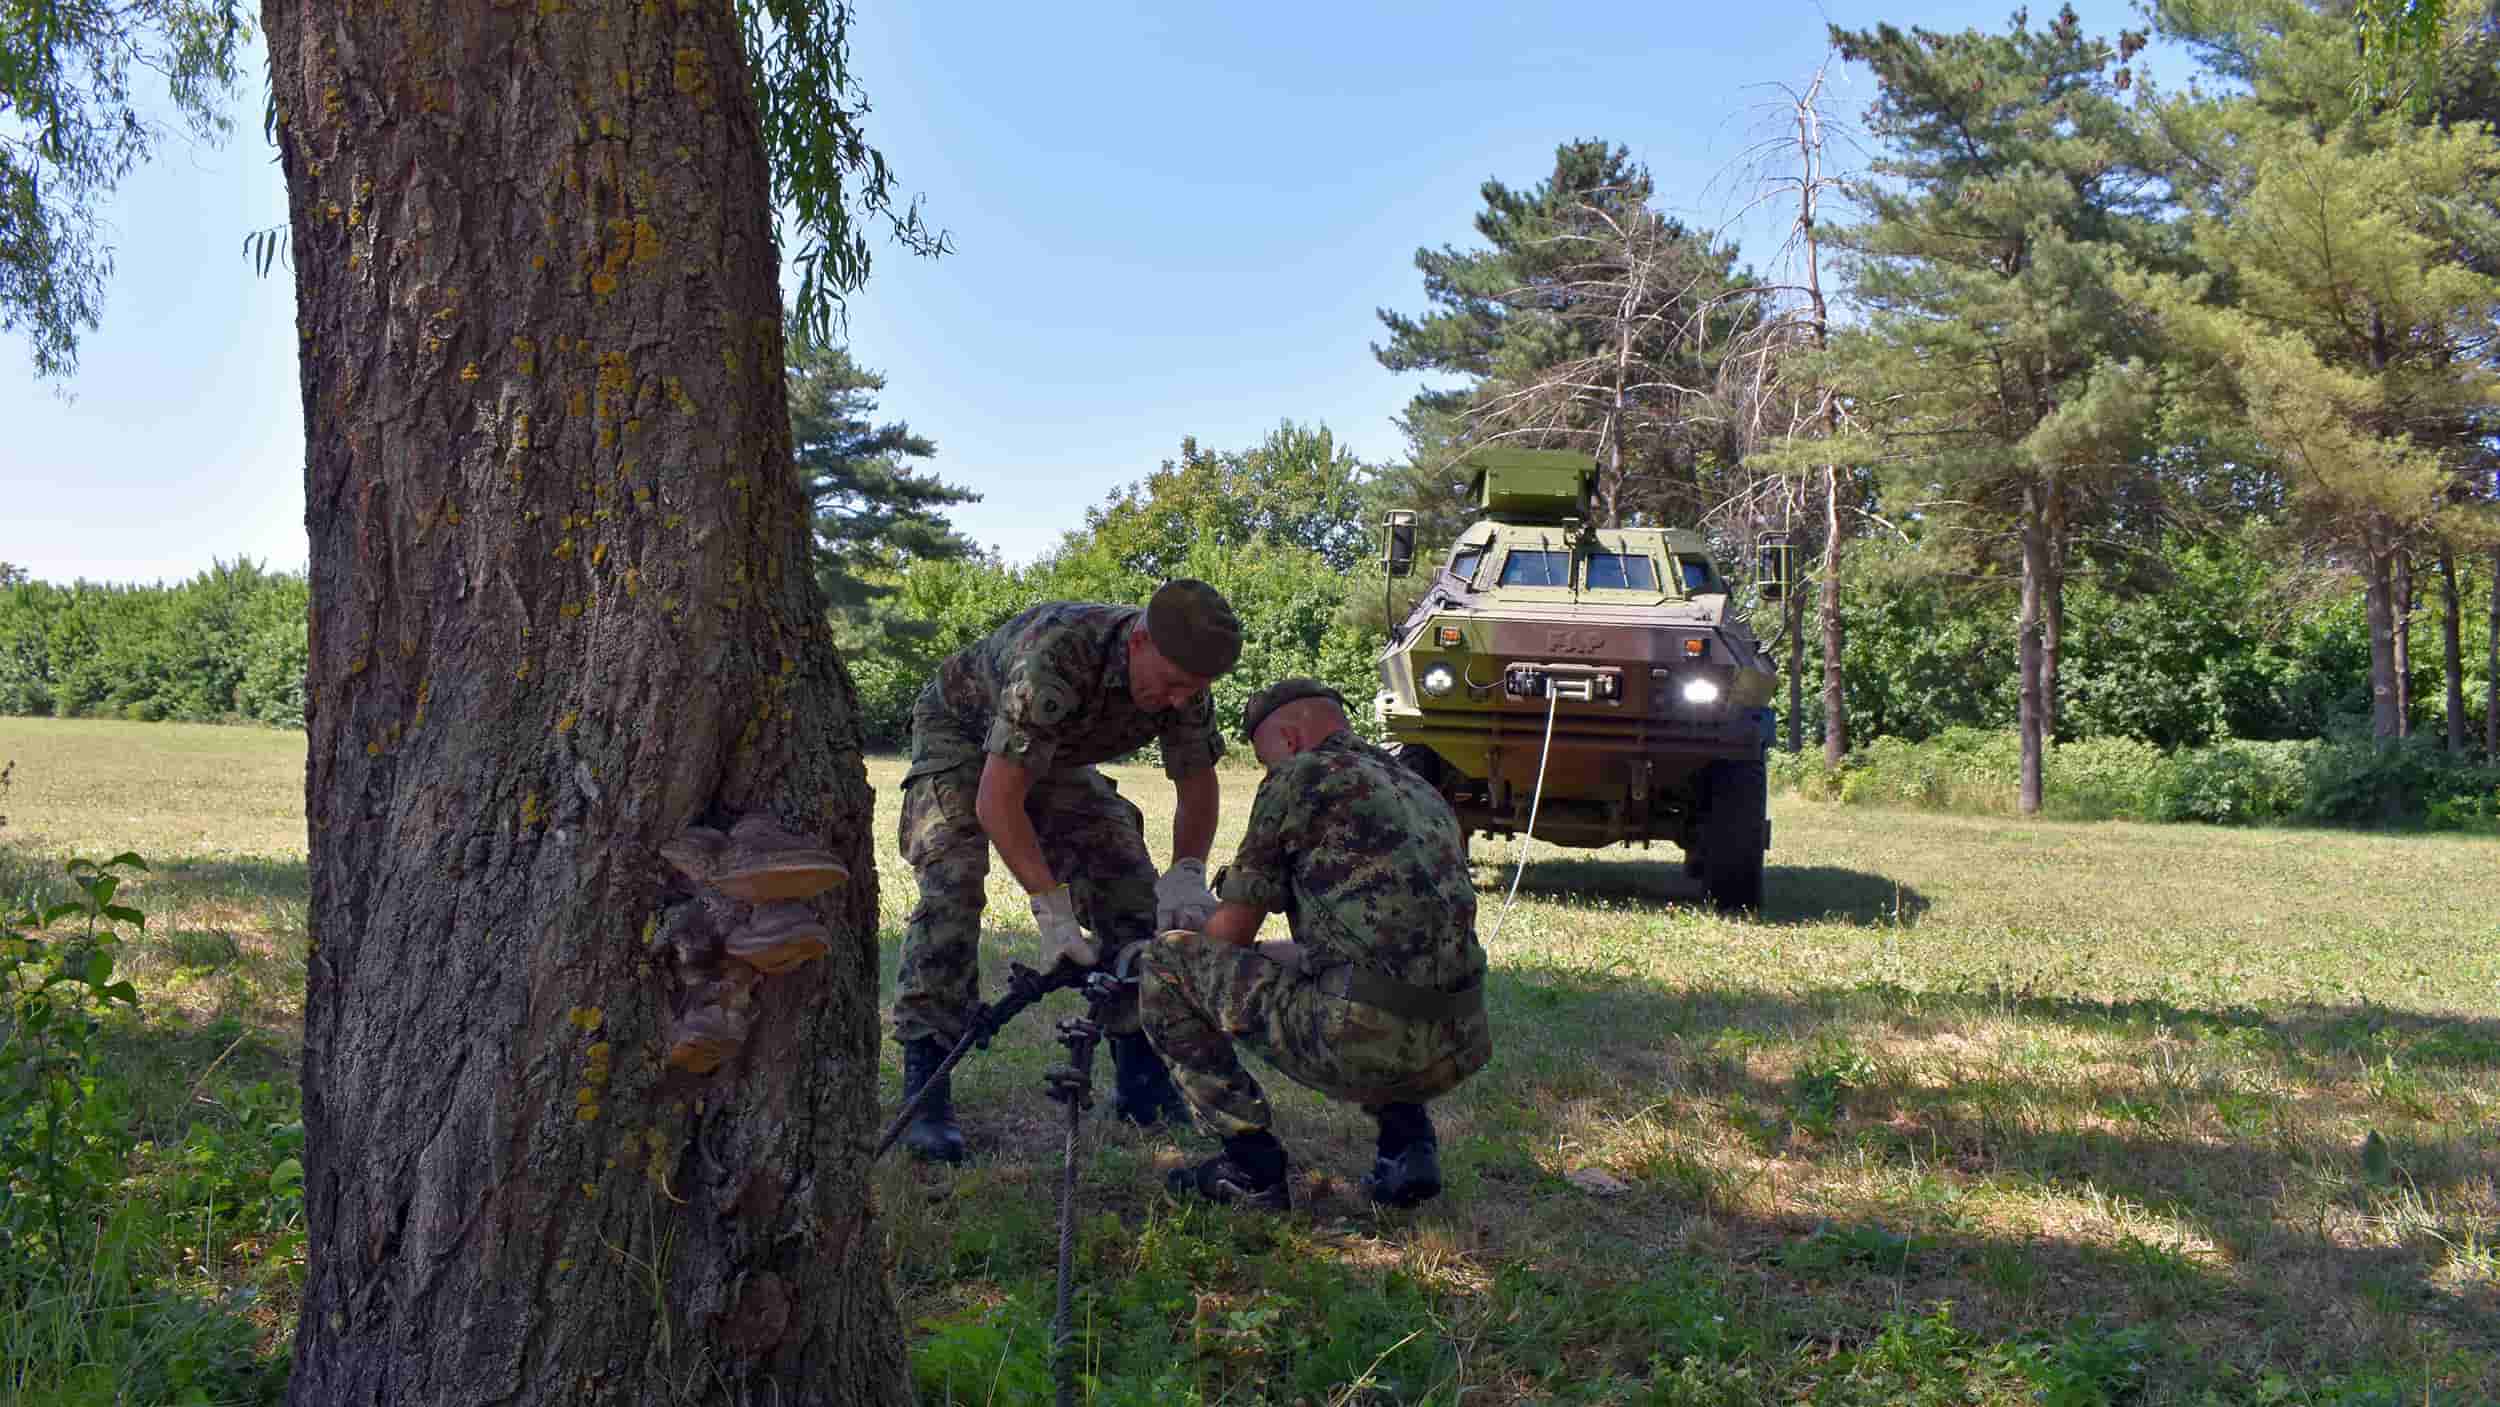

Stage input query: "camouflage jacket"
[
  {"left": 905, "top": 603, "right": 1225, "bottom": 783},
  {"left": 1219, "top": 731, "right": 1483, "bottom": 991}
]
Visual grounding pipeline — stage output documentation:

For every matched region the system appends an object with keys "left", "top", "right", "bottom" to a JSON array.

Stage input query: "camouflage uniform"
[
  {"left": 893, "top": 602, "right": 1224, "bottom": 1046},
  {"left": 1138, "top": 731, "right": 1492, "bottom": 1138}
]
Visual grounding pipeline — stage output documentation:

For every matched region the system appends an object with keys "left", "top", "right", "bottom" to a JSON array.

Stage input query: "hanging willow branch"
[{"left": 739, "top": 0, "right": 950, "bottom": 346}]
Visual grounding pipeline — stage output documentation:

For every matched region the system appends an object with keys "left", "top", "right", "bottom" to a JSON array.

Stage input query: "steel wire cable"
[{"left": 1484, "top": 688, "right": 1562, "bottom": 946}]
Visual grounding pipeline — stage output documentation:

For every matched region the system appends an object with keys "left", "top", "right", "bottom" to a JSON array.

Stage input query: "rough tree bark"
[
  {"left": 1820, "top": 462, "right": 1847, "bottom": 769},
  {"left": 2366, "top": 535, "right": 2402, "bottom": 741},
  {"left": 266, "top": 4, "right": 906, "bottom": 1403},
  {"left": 2040, "top": 476, "right": 2065, "bottom": 745},
  {"left": 2393, "top": 549, "right": 2414, "bottom": 737},
  {"left": 1785, "top": 554, "right": 1805, "bottom": 753},
  {"left": 2017, "top": 480, "right": 2049, "bottom": 815},
  {"left": 2439, "top": 547, "right": 2464, "bottom": 754}
]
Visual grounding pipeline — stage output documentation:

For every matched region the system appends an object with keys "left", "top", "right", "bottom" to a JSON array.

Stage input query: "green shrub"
[
  {"left": 1768, "top": 746, "right": 1845, "bottom": 800},
  {"left": 1778, "top": 727, "right": 2500, "bottom": 834},
  {"left": 1, "top": 854, "right": 148, "bottom": 1270},
  {"left": 2044, "top": 735, "right": 2166, "bottom": 820},
  {"left": 2149, "top": 739, "right": 2314, "bottom": 825},
  {"left": 2297, "top": 737, "right": 2500, "bottom": 832}
]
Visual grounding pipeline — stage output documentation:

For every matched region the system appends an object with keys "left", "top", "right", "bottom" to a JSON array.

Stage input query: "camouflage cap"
[
  {"left": 1145, "top": 578, "right": 1242, "bottom": 678},
  {"left": 1240, "top": 676, "right": 1348, "bottom": 739}
]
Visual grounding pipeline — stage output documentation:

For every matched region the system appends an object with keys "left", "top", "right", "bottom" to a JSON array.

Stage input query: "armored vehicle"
[{"left": 1376, "top": 448, "right": 1780, "bottom": 912}]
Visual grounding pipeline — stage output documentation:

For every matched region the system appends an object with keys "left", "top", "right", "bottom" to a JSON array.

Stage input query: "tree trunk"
[
  {"left": 267, "top": 5, "right": 906, "bottom": 1404},
  {"left": 2017, "top": 481, "right": 2048, "bottom": 815},
  {"left": 1785, "top": 545, "right": 1805, "bottom": 752},
  {"left": 2040, "top": 474, "right": 2065, "bottom": 744},
  {"left": 2393, "top": 549, "right": 2414, "bottom": 738},
  {"left": 2439, "top": 547, "right": 2465, "bottom": 754},
  {"left": 1820, "top": 462, "right": 1848, "bottom": 769},
  {"left": 2487, "top": 545, "right": 2498, "bottom": 760},
  {"left": 2366, "top": 537, "right": 2401, "bottom": 742}
]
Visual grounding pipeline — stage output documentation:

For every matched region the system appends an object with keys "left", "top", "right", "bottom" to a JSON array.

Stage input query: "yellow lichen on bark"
[{"left": 672, "top": 47, "right": 710, "bottom": 105}]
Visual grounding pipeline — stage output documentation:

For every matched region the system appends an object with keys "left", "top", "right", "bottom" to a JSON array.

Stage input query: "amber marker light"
[
  {"left": 1435, "top": 625, "right": 1465, "bottom": 648},
  {"left": 1682, "top": 638, "right": 1707, "bottom": 658}
]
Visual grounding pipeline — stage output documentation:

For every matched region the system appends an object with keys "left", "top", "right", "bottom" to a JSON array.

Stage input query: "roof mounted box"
[{"left": 1465, "top": 447, "right": 1593, "bottom": 519}]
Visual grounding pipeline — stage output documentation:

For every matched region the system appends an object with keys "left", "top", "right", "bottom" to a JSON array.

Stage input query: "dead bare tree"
[
  {"left": 1459, "top": 189, "right": 1741, "bottom": 528},
  {"left": 1716, "top": 58, "right": 1869, "bottom": 766}
]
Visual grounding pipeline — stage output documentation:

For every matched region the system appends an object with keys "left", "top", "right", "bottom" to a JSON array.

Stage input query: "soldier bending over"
[
  {"left": 1138, "top": 678, "right": 1493, "bottom": 1210},
  {"left": 894, "top": 580, "right": 1241, "bottom": 1163}
]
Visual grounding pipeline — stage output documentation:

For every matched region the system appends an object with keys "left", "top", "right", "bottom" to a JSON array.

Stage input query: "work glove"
[
  {"left": 1155, "top": 858, "right": 1220, "bottom": 932},
  {"left": 1030, "top": 884, "right": 1099, "bottom": 968}
]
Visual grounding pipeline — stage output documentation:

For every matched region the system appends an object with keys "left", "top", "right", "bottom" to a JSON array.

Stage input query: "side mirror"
[
  {"left": 1383, "top": 511, "right": 1417, "bottom": 580},
  {"left": 1756, "top": 532, "right": 1795, "bottom": 602}
]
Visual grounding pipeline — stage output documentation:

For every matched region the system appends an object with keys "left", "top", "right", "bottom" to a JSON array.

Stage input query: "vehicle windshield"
[
  {"left": 1584, "top": 552, "right": 1658, "bottom": 591},
  {"left": 1448, "top": 547, "right": 1484, "bottom": 584},
  {"left": 1677, "top": 558, "right": 1715, "bottom": 592},
  {"left": 1497, "top": 550, "right": 1571, "bottom": 587}
]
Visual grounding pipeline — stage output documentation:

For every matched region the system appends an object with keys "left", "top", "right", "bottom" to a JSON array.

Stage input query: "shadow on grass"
[
  {"left": 885, "top": 954, "right": 2500, "bottom": 1403},
  {"left": 1470, "top": 961, "right": 2500, "bottom": 1341},
  {"left": 147, "top": 855, "right": 311, "bottom": 901},
  {"left": 96, "top": 1012, "right": 300, "bottom": 1146},
  {"left": 1483, "top": 858, "right": 1933, "bottom": 928}
]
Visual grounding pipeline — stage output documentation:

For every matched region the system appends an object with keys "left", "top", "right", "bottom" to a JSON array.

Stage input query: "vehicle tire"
[
  {"left": 1700, "top": 759, "right": 1766, "bottom": 915},
  {"left": 1387, "top": 741, "right": 1447, "bottom": 789}
]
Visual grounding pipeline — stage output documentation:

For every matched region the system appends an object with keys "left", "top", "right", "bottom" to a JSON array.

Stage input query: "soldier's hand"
[
  {"left": 1155, "top": 857, "right": 1220, "bottom": 931},
  {"left": 1029, "top": 884, "right": 1100, "bottom": 967}
]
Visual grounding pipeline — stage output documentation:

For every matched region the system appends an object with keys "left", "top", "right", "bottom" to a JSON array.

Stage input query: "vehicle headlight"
[
  {"left": 1681, "top": 677, "right": 1722, "bottom": 705},
  {"left": 1421, "top": 663, "right": 1458, "bottom": 698}
]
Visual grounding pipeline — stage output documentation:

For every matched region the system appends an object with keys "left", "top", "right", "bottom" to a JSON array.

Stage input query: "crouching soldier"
[
  {"left": 893, "top": 580, "right": 1240, "bottom": 1163},
  {"left": 1136, "top": 678, "right": 1493, "bottom": 1210}
]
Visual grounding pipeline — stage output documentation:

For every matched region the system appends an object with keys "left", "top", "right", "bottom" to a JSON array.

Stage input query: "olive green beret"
[
  {"left": 1240, "top": 676, "right": 1348, "bottom": 739},
  {"left": 1145, "top": 578, "right": 1242, "bottom": 678}
]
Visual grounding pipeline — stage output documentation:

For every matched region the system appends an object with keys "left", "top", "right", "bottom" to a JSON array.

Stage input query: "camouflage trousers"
[
  {"left": 1136, "top": 934, "right": 1494, "bottom": 1140},
  {"left": 891, "top": 761, "right": 1157, "bottom": 1045}
]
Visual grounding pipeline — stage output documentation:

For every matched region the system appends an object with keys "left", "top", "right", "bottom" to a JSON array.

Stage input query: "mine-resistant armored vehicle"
[{"left": 1376, "top": 448, "right": 1781, "bottom": 912}]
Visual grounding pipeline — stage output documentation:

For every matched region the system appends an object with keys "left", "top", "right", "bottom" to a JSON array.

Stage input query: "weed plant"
[
  {"left": 2, "top": 719, "right": 2496, "bottom": 1403},
  {"left": 1772, "top": 727, "right": 2500, "bottom": 832}
]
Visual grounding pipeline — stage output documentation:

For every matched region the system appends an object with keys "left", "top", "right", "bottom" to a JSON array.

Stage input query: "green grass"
[{"left": 3, "top": 715, "right": 2496, "bottom": 1404}]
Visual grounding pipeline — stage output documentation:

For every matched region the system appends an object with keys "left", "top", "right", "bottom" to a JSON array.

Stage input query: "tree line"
[
  {"left": 1359, "top": 2, "right": 2500, "bottom": 818},
  {"left": 0, "top": 3, "right": 2490, "bottom": 1401},
  {"left": 9, "top": 2, "right": 2499, "bottom": 807}
]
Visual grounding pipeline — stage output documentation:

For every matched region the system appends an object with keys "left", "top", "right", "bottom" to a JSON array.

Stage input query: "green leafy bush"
[
  {"left": 2148, "top": 739, "right": 2314, "bottom": 825},
  {"left": 2045, "top": 735, "right": 2167, "bottom": 819},
  {"left": 1, "top": 853, "right": 147, "bottom": 1267},
  {"left": 2295, "top": 737, "right": 2500, "bottom": 832},
  {"left": 1778, "top": 727, "right": 2500, "bottom": 833}
]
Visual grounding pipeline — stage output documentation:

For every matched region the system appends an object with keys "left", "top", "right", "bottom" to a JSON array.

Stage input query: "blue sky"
[{"left": 1, "top": 0, "right": 2166, "bottom": 587}]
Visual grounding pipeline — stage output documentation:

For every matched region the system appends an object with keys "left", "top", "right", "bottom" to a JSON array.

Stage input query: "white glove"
[
  {"left": 1155, "top": 857, "right": 1220, "bottom": 932},
  {"left": 1029, "top": 885, "right": 1099, "bottom": 968}
]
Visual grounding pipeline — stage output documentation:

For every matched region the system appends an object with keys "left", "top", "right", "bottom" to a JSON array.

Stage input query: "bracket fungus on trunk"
[{"left": 659, "top": 813, "right": 848, "bottom": 1073}]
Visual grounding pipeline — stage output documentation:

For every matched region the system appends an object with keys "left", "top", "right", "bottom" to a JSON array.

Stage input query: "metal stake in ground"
[{"left": 1044, "top": 973, "right": 1122, "bottom": 1407}]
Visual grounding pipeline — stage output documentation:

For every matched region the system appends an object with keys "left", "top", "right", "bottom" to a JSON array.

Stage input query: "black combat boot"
[
  {"left": 1108, "top": 1032, "right": 1190, "bottom": 1128},
  {"left": 899, "top": 1037, "right": 965, "bottom": 1166},
  {"left": 1166, "top": 1130, "right": 1291, "bottom": 1211},
  {"left": 1362, "top": 1102, "right": 1442, "bottom": 1208}
]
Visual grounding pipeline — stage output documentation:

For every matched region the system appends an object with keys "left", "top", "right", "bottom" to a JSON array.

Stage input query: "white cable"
[{"left": 1484, "top": 688, "right": 1562, "bottom": 945}]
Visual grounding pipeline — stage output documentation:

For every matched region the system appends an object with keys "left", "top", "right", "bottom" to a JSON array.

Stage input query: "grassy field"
[{"left": 2, "top": 715, "right": 2495, "bottom": 1405}]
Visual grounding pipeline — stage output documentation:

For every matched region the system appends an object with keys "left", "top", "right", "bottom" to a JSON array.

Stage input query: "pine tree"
[
  {"left": 1829, "top": 4, "right": 2167, "bottom": 813},
  {"left": 2122, "top": 115, "right": 2500, "bottom": 739},
  {"left": 786, "top": 320, "right": 979, "bottom": 644},
  {"left": 1374, "top": 141, "right": 1743, "bottom": 526}
]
